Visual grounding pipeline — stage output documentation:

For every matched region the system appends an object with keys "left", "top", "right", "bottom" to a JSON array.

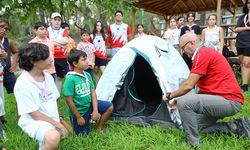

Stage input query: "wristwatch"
[{"left": 166, "top": 92, "right": 172, "bottom": 100}]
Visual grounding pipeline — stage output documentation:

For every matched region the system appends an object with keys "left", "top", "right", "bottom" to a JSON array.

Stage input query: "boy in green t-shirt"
[{"left": 63, "top": 49, "right": 113, "bottom": 135}]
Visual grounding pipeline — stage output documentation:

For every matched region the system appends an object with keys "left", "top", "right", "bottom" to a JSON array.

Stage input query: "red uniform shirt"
[
  {"left": 47, "top": 27, "right": 69, "bottom": 59},
  {"left": 107, "top": 23, "right": 132, "bottom": 48},
  {"left": 191, "top": 46, "right": 244, "bottom": 104}
]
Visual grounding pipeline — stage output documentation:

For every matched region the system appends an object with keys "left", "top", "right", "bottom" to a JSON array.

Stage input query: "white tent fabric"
[{"left": 96, "top": 35, "right": 189, "bottom": 101}]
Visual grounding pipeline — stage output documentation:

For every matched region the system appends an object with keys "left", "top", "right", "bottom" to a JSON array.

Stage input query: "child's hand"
[
  {"left": 77, "top": 117, "right": 85, "bottom": 126},
  {"left": 91, "top": 111, "right": 100, "bottom": 121}
]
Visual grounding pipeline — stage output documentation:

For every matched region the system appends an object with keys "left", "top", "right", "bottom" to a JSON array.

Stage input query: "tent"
[{"left": 96, "top": 35, "right": 189, "bottom": 128}]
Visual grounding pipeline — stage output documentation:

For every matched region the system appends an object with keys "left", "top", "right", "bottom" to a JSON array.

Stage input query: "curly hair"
[{"left": 19, "top": 43, "right": 49, "bottom": 71}]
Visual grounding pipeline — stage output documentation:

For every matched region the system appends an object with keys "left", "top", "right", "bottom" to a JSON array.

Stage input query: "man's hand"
[
  {"left": 170, "top": 99, "right": 178, "bottom": 109},
  {"left": 77, "top": 117, "right": 85, "bottom": 126},
  {"left": 162, "top": 92, "right": 171, "bottom": 102}
]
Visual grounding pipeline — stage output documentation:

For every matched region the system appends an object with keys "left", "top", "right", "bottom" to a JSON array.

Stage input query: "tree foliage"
[{"left": 0, "top": 0, "right": 163, "bottom": 45}]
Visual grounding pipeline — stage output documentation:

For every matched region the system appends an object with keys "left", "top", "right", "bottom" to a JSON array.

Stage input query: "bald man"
[{"left": 163, "top": 33, "right": 249, "bottom": 147}]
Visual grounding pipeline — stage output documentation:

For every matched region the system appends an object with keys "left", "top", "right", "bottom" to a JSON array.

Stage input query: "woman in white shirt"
[
  {"left": 201, "top": 14, "right": 224, "bottom": 53},
  {"left": 135, "top": 24, "right": 146, "bottom": 38},
  {"left": 163, "top": 18, "right": 181, "bottom": 51}
]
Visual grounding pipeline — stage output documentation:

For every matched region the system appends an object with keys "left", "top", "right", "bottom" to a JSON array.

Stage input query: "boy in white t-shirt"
[{"left": 14, "top": 43, "right": 67, "bottom": 150}]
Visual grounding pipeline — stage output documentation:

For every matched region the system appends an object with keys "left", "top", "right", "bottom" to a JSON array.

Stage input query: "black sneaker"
[
  {"left": 235, "top": 117, "right": 250, "bottom": 139},
  {"left": 241, "top": 84, "right": 248, "bottom": 93}
]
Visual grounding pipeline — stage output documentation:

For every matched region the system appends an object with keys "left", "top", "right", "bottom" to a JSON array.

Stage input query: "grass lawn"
[{"left": 0, "top": 91, "right": 250, "bottom": 150}]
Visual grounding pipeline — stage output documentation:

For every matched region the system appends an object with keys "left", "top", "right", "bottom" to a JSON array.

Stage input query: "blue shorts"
[
  {"left": 70, "top": 100, "right": 112, "bottom": 135},
  {"left": 51, "top": 73, "right": 57, "bottom": 83}
]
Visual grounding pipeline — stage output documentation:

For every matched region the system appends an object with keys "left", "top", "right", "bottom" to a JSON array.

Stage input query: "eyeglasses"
[
  {"left": 0, "top": 25, "right": 9, "bottom": 31},
  {"left": 181, "top": 41, "right": 192, "bottom": 52}
]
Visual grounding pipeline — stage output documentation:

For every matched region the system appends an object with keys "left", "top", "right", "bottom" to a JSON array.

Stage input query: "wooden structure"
[{"left": 132, "top": 0, "right": 244, "bottom": 33}]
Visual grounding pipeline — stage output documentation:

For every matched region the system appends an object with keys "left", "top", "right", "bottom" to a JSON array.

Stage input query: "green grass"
[{"left": 0, "top": 92, "right": 250, "bottom": 150}]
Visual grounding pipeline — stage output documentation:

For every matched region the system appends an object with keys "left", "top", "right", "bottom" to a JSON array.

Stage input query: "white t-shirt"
[
  {"left": 163, "top": 28, "right": 180, "bottom": 45},
  {"left": 14, "top": 71, "right": 60, "bottom": 129},
  {"left": 204, "top": 26, "right": 221, "bottom": 51}
]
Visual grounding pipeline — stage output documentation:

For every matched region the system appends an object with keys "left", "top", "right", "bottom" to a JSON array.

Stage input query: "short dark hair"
[
  {"left": 137, "top": 24, "right": 144, "bottom": 29},
  {"left": 67, "top": 49, "right": 87, "bottom": 67},
  {"left": 80, "top": 28, "right": 90, "bottom": 36},
  {"left": 19, "top": 43, "right": 50, "bottom": 71},
  {"left": 177, "top": 16, "right": 185, "bottom": 21},
  {"left": 61, "top": 22, "right": 69, "bottom": 29},
  {"left": 115, "top": 10, "right": 123, "bottom": 16},
  {"left": 187, "top": 12, "right": 195, "bottom": 21},
  {"left": 33, "top": 22, "right": 48, "bottom": 29}
]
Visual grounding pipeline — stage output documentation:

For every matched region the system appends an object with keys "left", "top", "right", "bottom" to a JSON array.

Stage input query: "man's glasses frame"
[{"left": 181, "top": 41, "right": 192, "bottom": 52}]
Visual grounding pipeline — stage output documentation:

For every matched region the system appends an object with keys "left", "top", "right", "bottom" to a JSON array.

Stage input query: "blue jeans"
[{"left": 70, "top": 100, "right": 112, "bottom": 135}]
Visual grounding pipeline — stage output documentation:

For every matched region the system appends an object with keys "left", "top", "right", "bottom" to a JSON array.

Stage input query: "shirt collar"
[{"left": 192, "top": 43, "right": 204, "bottom": 60}]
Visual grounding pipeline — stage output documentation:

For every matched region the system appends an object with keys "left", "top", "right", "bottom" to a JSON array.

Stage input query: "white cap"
[{"left": 51, "top": 12, "right": 61, "bottom": 19}]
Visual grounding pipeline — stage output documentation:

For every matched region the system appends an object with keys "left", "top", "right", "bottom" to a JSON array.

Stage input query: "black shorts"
[
  {"left": 237, "top": 47, "right": 250, "bottom": 56},
  {"left": 54, "top": 58, "right": 68, "bottom": 78},
  {"left": 95, "top": 58, "right": 107, "bottom": 66}
]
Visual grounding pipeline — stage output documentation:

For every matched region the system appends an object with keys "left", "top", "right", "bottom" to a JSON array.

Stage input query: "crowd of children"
[{"left": 0, "top": 1, "right": 250, "bottom": 148}]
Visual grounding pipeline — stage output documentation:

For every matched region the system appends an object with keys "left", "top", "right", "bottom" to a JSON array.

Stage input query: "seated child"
[
  {"left": 14, "top": 43, "right": 67, "bottom": 150},
  {"left": 63, "top": 49, "right": 113, "bottom": 135}
]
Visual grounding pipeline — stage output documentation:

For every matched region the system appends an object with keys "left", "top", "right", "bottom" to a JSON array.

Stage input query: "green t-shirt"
[{"left": 63, "top": 71, "right": 95, "bottom": 117}]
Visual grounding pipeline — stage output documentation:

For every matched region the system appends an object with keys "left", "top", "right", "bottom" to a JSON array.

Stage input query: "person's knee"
[
  {"left": 107, "top": 105, "right": 114, "bottom": 113},
  {"left": 44, "top": 130, "right": 61, "bottom": 148},
  {"left": 176, "top": 98, "right": 186, "bottom": 111},
  {"left": 242, "top": 59, "right": 250, "bottom": 68}
]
